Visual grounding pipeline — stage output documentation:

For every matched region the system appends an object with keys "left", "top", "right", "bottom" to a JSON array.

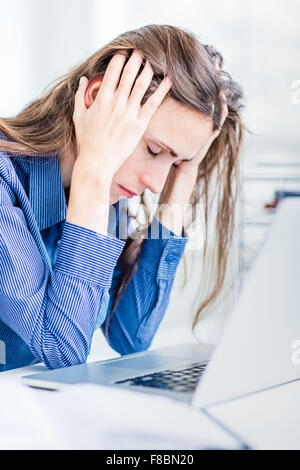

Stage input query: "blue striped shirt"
[{"left": 0, "top": 132, "right": 188, "bottom": 371}]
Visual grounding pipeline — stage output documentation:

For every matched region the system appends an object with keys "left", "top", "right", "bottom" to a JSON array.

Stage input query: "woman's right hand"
[{"left": 72, "top": 49, "right": 172, "bottom": 182}]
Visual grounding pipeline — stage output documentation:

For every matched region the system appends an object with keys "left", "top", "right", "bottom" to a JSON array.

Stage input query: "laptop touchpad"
[{"left": 107, "top": 355, "right": 191, "bottom": 371}]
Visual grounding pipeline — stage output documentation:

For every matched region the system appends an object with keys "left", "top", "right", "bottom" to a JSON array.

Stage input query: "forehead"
[{"left": 145, "top": 97, "right": 213, "bottom": 159}]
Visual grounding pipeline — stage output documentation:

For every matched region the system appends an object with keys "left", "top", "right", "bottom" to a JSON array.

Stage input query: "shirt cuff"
[
  {"left": 54, "top": 221, "right": 125, "bottom": 288},
  {"left": 139, "top": 216, "right": 189, "bottom": 279}
]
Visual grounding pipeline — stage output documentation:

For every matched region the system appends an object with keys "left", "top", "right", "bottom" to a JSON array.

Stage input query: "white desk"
[
  {"left": 0, "top": 363, "right": 241, "bottom": 450},
  {"left": 2, "top": 362, "right": 299, "bottom": 449}
]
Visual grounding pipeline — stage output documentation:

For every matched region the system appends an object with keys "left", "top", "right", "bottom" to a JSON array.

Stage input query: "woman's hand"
[
  {"left": 159, "top": 91, "right": 228, "bottom": 206},
  {"left": 72, "top": 49, "right": 172, "bottom": 182},
  {"left": 155, "top": 92, "right": 228, "bottom": 236}
]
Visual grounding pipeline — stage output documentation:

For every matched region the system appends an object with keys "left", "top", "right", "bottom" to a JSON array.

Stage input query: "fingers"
[
  {"left": 212, "top": 91, "right": 228, "bottom": 135},
  {"left": 73, "top": 76, "right": 88, "bottom": 121},
  {"left": 96, "top": 53, "right": 127, "bottom": 102},
  {"left": 140, "top": 76, "right": 172, "bottom": 121},
  {"left": 212, "top": 60, "right": 228, "bottom": 130},
  {"left": 102, "top": 48, "right": 172, "bottom": 121},
  {"left": 128, "top": 59, "right": 154, "bottom": 108},
  {"left": 219, "top": 90, "right": 228, "bottom": 127},
  {"left": 75, "top": 49, "right": 172, "bottom": 132},
  {"left": 115, "top": 50, "right": 144, "bottom": 102}
]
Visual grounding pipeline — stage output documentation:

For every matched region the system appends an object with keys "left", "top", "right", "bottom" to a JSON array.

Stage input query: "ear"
[{"left": 84, "top": 75, "right": 104, "bottom": 109}]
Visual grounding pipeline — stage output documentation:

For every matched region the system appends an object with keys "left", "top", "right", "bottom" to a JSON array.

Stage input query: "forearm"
[
  {"left": 0, "top": 206, "right": 125, "bottom": 370},
  {"left": 103, "top": 218, "right": 189, "bottom": 354}
]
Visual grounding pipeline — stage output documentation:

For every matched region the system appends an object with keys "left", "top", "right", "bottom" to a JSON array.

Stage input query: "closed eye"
[
  {"left": 147, "top": 145, "right": 180, "bottom": 168},
  {"left": 147, "top": 146, "right": 160, "bottom": 157}
]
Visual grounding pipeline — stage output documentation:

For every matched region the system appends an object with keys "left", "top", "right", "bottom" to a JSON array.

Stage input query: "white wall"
[
  {"left": 1, "top": 0, "right": 95, "bottom": 116},
  {"left": 2, "top": 0, "right": 299, "bottom": 148}
]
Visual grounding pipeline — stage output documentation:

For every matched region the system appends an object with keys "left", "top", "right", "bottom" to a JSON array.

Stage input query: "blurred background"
[{"left": 1, "top": 0, "right": 299, "bottom": 356}]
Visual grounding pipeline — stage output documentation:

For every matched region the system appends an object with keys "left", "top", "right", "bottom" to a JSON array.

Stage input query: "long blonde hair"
[{"left": 0, "top": 24, "right": 245, "bottom": 337}]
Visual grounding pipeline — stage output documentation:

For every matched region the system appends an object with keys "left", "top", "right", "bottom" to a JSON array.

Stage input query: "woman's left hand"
[{"left": 158, "top": 91, "right": 228, "bottom": 206}]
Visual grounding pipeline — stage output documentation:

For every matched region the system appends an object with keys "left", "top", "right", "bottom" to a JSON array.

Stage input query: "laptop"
[{"left": 23, "top": 198, "right": 300, "bottom": 418}]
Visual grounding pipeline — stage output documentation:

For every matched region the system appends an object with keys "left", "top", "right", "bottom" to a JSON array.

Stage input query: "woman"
[{"left": 0, "top": 24, "right": 244, "bottom": 371}]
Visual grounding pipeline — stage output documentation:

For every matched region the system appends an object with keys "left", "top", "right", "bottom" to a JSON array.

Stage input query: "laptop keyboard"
[{"left": 115, "top": 361, "right": 208, "bottom": 393}]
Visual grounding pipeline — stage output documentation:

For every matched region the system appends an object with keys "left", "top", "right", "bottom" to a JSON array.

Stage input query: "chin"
[{"left": 109, "top": 195, "right": 121, "bottom": 205}]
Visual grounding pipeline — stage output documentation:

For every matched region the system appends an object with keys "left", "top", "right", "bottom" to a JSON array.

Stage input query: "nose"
[{"left": 139, "top": 163, "right": 171, "bottom": 195}]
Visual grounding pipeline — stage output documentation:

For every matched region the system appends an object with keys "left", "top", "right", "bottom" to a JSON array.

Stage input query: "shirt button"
[{"left": 166, "top": 254, "right": 176, "bottom": 262}]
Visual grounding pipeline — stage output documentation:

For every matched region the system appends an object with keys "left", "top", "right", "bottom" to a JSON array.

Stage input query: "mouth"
[{"left": 118, "top": 185, "right": 138, "bottom": 198}]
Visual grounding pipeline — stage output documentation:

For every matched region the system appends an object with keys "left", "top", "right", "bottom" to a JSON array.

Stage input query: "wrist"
[
  {"left": 159, "top": 169, "right": 197, "bottom": 206},
  {"left": 67, "top": 158, "right": 112, "bottom": 235},
  {"left": 154, "top": 203, "right": 185, "bottom": 237},
  {"left": 72, "top": 157, "right": 113, "bottom": 189}
]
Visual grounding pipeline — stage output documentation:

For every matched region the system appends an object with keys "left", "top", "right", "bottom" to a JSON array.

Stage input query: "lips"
[{"left": 118, "top": 185, "right": 138, "bottom": 197}]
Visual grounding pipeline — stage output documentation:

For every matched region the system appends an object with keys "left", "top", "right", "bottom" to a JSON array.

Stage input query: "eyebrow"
[
  {"left": 147, "top": 134, "right": 194, "bottom": 161},
  {"left": 153, "top": 138, "right": 178, "bottom": 157}
]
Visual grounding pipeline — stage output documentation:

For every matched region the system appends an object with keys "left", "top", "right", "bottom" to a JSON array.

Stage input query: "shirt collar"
[{"left": 28, "top": 154, "right": 67, "bottom": 231}]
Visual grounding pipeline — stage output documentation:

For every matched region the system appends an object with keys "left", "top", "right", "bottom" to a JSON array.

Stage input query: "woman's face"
[{"left": 109, "top": 97, "right": 213, "bottom": 204}]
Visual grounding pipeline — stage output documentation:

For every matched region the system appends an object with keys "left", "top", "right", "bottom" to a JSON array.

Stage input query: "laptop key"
[{"left": 115, "top": 361, "right": 209, "bottom": 393}]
